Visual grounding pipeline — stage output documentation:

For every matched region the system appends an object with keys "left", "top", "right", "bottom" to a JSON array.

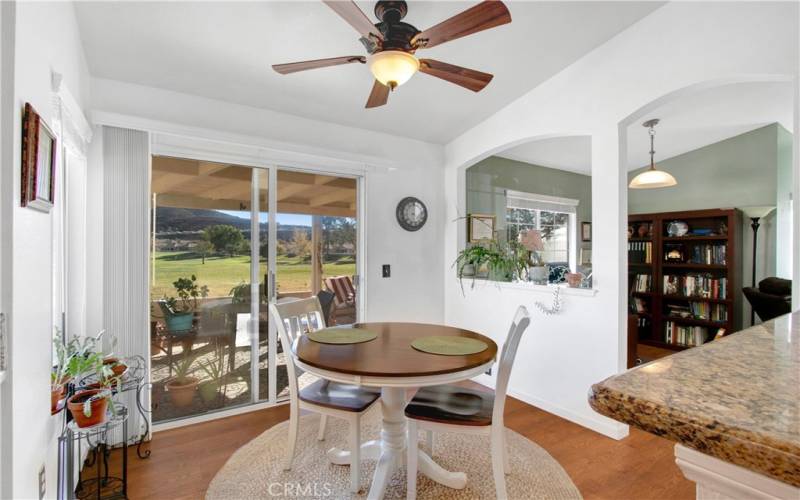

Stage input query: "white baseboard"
[{"left": 471, "top": 374, "right": 629, "bottom": 440}]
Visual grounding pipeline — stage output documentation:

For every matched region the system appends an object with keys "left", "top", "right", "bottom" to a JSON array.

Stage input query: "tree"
[
  {"left": 203, "top": 225, "right": 244, "bottom": 257},
  {"left": 194, "top": 240, "right": 214, "bottom": 264},
  {"left": 288, "top": 229, "right": 311, "bottom": 259}
]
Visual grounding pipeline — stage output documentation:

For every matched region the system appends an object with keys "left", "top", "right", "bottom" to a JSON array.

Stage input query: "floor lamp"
[{"left": 741, "top": 206, "right": 775, "bottom": 325}]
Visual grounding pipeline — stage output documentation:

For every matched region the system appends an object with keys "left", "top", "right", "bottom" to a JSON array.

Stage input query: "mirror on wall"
[
  {"left": 463, "top": 136, "right": 592, "bottom": 288},
  {"left": 624, "top": 81, "right": 795, "bottom": 364}
]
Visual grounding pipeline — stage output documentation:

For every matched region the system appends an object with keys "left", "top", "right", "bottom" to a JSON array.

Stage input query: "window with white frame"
[{"left": 506, "top": 190, "right": 578, "bottom": 267}]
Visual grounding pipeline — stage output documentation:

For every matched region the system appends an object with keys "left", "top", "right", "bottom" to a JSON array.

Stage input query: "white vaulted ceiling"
[
  {"left": 74, "top": 1, "right": 663, "bottom": 143},
  {"left": 497, "top": 81, "right": 794, "bottom": 174}
]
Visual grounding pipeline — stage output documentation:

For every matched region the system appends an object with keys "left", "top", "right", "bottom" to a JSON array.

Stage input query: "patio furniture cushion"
[
  {"left": 325, "top": 276, "right": 356, "bottom": 308},
  {"left": 299, "top": 379, "right": 380, "bottom": 412}
]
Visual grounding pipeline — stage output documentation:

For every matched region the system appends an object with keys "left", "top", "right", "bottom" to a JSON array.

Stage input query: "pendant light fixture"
[{"left": 629, "top": 118, "right": 677, "bottom": 189}]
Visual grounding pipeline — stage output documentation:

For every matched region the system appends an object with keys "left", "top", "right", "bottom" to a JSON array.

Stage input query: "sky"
[{"left": 218, "top": 210, "right": 311, "bottom": 227}]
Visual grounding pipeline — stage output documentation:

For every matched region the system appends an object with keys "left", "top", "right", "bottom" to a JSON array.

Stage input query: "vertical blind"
[{"left": 102, "top": 126, "right": 150, "bottom": 446}]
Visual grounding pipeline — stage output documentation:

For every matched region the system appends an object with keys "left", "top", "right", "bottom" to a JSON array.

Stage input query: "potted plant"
[
  {"left": 64, "top": 350, "right": 117, "bottom": 427},
  {"left": 67, "top": 388, "right": 113, "bottom": 428},
  {"left": 485, "top": 241, "right": 527, "bottom": 283},
  {"left": 51, "top": 329, "right": 75, "bottom": 413},
  {"left": 165, "top": 354, "right": 199, "bottom": 407},
  {"left": 160, "top": 275, "right": 209, "bottom": 331},
  {"left": 198, "top": 344, "right": 227, "bottom": 405},
  {"left": 454, "top": 244, "right": 492, "bottom": 279},
  {"left": 102, "top": 357, "right": 128, "bottom": 378}
]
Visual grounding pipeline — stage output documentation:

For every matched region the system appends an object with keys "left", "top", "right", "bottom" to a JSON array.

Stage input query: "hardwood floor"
[{"left": 96, "top": 390, "right": 693, "bottom": 499}]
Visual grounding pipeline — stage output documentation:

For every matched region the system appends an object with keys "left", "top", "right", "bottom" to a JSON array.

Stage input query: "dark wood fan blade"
[
  {"left": 365, "top": 80, "right": 390, "bottom": 108},
  {"left": 272, "top": 56, "right": 366, "bottom": 74},
  {"left": 323, "top": 1, "right": 384, "bottom": 41},
  {"left": 418, "top": 59, "right": 493, "bottom": 92},
  {"left": 412, "top": 1, "right": 511, "bottom": 49}
]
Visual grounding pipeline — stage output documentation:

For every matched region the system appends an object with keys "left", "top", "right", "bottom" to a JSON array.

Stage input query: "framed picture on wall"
[
  {"left": 581, "top": 221, "right": 592, "bottom": 242},
  {"left": 468, "top": 214, "right": 496, "bottom": 242},
  {"left": 21, "top": 102, "right": 56, "bottom": 212}
]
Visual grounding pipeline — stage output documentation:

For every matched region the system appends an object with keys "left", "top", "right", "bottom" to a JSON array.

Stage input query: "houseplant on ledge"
[
  {"left": 160, "top": 274, "right": 209, "bottom": 332},
  {"left": 51, "top": 329, "right": 73, "bottom": 413}
]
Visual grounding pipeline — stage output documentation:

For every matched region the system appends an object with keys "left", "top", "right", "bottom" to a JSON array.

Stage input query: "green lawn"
[{"left": 151, "top": 251, "right": 355, "bottom": 298}]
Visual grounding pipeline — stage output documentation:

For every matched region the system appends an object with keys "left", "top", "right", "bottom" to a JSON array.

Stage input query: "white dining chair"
[
  {"left": 269, "top": 297, "right": 380, "bottom": 493},
  {"left": 405, "top": 305, "right": 531, "bottom": 500}
]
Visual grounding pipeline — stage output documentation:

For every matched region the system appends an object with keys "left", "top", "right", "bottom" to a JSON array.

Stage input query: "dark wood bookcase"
[{"left": 628, "top": 208, "right": 742, "bottom": 352}]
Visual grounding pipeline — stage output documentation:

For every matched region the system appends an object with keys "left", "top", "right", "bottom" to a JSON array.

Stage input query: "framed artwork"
[
  {"left": 21, "top": 103, "right": 56, "bottom": 212},
  {"left": 581, "top": 221, "right": 592, "bottom": 242},
  {"left": 468, "top": 214, "right": 495, "bottom": 242}
]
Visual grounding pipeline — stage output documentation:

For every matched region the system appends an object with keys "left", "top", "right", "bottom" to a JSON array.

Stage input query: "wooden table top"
[{"left": 294, "top": 322, "right": 497, "bottom": 377}]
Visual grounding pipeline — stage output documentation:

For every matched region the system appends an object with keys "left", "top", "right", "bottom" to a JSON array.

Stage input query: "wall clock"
[{"left": 396, "top": 197, "right": 427, "bottom": 232}]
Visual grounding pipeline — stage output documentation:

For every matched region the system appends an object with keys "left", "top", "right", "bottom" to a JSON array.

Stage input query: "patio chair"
[{"left": 324, "top": 276, "right": 356, "bottom": 324}]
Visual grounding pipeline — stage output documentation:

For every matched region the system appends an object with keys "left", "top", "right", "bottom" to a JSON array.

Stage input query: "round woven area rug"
[{"left": 206, "top": 409, "right": 582, "bottom": 499}]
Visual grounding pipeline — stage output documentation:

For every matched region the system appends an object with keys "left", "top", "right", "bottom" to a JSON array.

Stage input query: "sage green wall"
[
  {"left": 628, "top": 123, "right": 792, "bottom": 326},
  {"left": 776, "top": 125, "right": 793, "bottom": 278},
  {"left": 466, "top": 156, "right": 592, "bottom": 264}
]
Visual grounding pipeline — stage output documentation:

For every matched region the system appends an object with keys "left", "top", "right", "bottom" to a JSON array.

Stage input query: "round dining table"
[{"left": 293, "top": 322, "right": 497, "bottom": 500}]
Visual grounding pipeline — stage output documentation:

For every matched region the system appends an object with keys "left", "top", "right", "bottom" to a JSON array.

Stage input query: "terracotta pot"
[
  {"left": 165, "top": 377, "right": 199, "bottom": 407},
  {"left": 566, "top": 273, "right": 583, "bottom": 288},
  {"left": 103, "top": 358, "right": 128, "bottom": 377},
  {"left": 51, "top": 385, "right": 64, "bottom": 413},
  {"left": 67, "top": 389, "right": 109, "bottom": 428}
]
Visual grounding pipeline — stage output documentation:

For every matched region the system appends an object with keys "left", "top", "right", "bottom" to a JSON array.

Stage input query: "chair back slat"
[
  {"left": 492, "top": 305, "right": 531, "bottom": 425},
  {"left": 268, "top": 297, "right": 326, "bottom": 397}
]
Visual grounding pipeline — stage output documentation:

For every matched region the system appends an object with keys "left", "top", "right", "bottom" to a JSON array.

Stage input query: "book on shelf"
[
  {"left": 628, "top": 241, "right": 652, "bottom": 264},
  {"left": 664, "top": 321, "right": 710, "bottom": 347},
  {"left": 688, "top": 244, "right": 727, "bottom": 265},
  {"left": 631, "top": 274, "right": 652, "bottom": 293},
  {"left": 665, "top": 302, "right": 728, "bottom": 322},
  {"left": 631, "top": 297, "right": 649, "bottom": 313},
  {"left": 663, "top": 273, "right": 727, "bottom": 299}
]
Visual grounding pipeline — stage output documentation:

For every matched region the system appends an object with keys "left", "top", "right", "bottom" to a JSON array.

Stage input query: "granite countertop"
[{"left": 589, "top": 312, "right": 800, "bottom": 487}]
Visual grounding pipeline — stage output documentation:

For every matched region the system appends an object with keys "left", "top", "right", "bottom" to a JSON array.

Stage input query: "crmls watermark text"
[{"left": 267, "top": 482, "right": 334, "bottom": 497}]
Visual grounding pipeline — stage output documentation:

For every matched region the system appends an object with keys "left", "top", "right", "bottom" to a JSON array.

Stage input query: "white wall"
[
  {"left": 443, "top": 2, "right": 799, "bottom": 438},
  {"left": 89, "top": 77, "right": 446, "bottom": 325},
  {"left": 5, "top": 1, "right": 91, "bottom": 498}
]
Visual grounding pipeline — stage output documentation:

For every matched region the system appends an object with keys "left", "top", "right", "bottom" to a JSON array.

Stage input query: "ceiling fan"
[{"left": 272, "top": 0, "right": 511, "bottom": 108}]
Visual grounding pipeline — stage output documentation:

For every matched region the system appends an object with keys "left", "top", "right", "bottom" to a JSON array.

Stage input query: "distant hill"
[
  {"left": 155, "top": 207, "right": 254, "bottom": 232},
  {"left": 155, "top": 207, "right": 310, "bottom": 241}
]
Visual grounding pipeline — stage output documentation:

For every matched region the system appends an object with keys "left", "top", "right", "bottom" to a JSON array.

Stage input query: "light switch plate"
[{"left": 382, "top": 264, "right": 391, "bottom": 278}]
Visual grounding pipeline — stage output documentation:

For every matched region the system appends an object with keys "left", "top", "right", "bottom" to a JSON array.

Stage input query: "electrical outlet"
[
  {"left": 382, "top": 264, "right": 391, "bottom": 278},
  {"left": 38, "top": 464, "right": 45, "bottom": 500}
]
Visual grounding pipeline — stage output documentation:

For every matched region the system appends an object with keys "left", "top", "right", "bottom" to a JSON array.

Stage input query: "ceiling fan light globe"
[
  {"left": 628, "top": 168, "right": 677, "bottom": 189},
  {"left": 368, "top": 50, "right": 419, "bottom": 88}
]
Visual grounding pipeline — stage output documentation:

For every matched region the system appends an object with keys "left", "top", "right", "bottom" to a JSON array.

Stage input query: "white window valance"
[{"left": 505, "top": 189, "right": 579, "bottom": 214}]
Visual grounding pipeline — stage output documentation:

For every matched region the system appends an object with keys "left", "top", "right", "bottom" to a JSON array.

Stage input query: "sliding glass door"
[
  {"left": 273, "top": 170, "right": 358, "bottom": 400},
  {"left": 149, "top": 157, "right": 359, "bottom": 422}
]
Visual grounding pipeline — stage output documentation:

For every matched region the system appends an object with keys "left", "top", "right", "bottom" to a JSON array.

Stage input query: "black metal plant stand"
[{"left": 58, "top": 355, "right": 152, "bottom": 500}]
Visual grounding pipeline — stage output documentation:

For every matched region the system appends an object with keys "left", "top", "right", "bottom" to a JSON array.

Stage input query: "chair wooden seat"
[
  {"left": 405, "top": 385, "right": 494, "bottom": 426},
  {"left": 406, "top": 306, "right": 531, "bottom": 500},
  {"left": 300, "top": 379, "right": 380, "bottom": 413}
]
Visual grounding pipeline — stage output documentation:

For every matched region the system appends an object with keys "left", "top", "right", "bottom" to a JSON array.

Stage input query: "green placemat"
[
  {"left": 411, "top": 336, "right": 488, "bottom": 356},
  {"left": 306, "top": 327, "right": 377, "bottom": 345}
]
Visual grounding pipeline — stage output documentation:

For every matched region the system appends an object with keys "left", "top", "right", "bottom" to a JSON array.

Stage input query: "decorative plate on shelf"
[{"left": 666, "top": 220, "right": 689, "bottom": 237}]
